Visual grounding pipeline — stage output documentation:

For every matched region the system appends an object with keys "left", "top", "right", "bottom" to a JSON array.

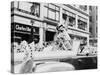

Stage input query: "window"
[
  {"left": 56, "top": 12, "right": 59, "bottom": 21},
  {"left": 79, "top": 5, "right": 87, "bottom": 11},
  {"left": 44, "top": 7, "right": 48, "bottom": 17},
  {"left": 89, "top": 6, "right": 92, "bottom": 11},
  {"left": 17, "top": 2, "right": 40, "bottom": 17},
  {"left": 44, "top": 3, "right": 60, "bottom": 21},
  {"left": 89, "top": 16, "right": 92, "bottom": 22},
  {"left": 49, "top": 4, "right": 55, "bottom": 9},
  {"left": 62, "top": 9, "right": 76, "bottom": 27},
  {"left": 19, "top": 2, "right": 31, "bottom": 12},
  {"left": 48, "top": 9, "right": 56, "bottom": 20},
  {"left": 78, "top": 16, "right": 87, "bottom": 31},
  {"left": 69, "top": 16, "right": 76, "bottom": 27},
  {"left": 78, "top": 20, "right": 87, "bottom": 30},
  {"left": 30, "top": 2, "right": 40, "bottom": 17}
]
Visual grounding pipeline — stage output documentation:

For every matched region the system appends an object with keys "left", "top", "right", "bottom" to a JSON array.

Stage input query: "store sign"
[
  {"left": 15, "top": 24, "right": 32, "bottom": 33},
  {"left": 12, "top": 23, "right": 39, "bottom": 35}
]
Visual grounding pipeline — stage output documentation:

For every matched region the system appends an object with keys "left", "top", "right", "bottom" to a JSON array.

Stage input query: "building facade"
[
  {"left": 89, "top": 6, "right": 98, "bottom": 47},
  {"left": 11, "top": 1, "right": 90, "bottom": 46}
]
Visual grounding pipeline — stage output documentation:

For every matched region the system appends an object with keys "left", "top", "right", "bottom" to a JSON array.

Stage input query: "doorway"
[{"left": 45, "top": 31, "right": 56, "bottom": 42}]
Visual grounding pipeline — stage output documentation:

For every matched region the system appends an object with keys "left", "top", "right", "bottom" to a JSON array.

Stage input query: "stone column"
[
  {"left": 60, "top": 7, "right": 63, "bottom": 24},
  {"left": 39, "top": 24, "right": 44, "bottom": 46},
  {"left": 43, "top": 23, "right": 47, "bottom": 42},
  {"left": 40, "top": 3, "right": 44, "bottom": 20},
  {"left": 39, "top": 3, "right": 45, "bottom": 45},
  {"left": 75, "top": 15, "right": 78, "bottom": 28}
]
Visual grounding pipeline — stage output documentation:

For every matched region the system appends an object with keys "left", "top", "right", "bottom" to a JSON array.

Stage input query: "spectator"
[{"left": 11, "top": 42, "right": 19, "bottom": 53}]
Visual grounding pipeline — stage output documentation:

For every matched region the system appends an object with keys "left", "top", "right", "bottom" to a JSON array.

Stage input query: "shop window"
[{"left": 44, "top": 3, "right": 60, "bottom": 21}]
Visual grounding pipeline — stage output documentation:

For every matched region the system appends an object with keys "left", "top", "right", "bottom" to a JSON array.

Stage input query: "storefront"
[
  {"left": 11, "top": 23, "right": 39, "bottom": 44},
  {"left": 45, "top": 30, "right": 56, "bottom": 42},
  {"left": 45, "top": 24, "right": 56, "bottom": 42}
]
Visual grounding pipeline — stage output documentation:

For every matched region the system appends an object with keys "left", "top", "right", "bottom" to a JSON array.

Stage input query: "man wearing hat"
[{"left": 54, "top": 13, "right": 72, "bottom": 51}]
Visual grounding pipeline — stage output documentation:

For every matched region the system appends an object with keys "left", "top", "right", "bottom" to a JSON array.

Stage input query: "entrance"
[{"left": 45, "top": 31, "right": 56, "bottom": 42}]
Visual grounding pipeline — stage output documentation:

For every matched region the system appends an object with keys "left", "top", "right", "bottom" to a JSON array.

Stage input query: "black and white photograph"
[{"left": 11, "top": 1, "right": 97, "bottom": 74}]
